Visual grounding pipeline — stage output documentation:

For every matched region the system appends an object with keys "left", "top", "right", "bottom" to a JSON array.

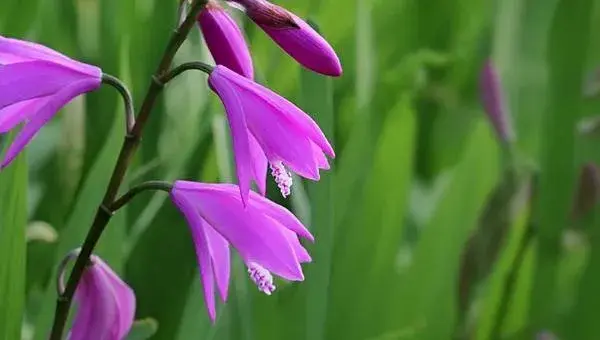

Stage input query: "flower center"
[
  {"left": 247, "top": 262, "right": 276, "bottom": 295},
  {"left": 270, "top": 161, "right": 292, "bottom": 198}
]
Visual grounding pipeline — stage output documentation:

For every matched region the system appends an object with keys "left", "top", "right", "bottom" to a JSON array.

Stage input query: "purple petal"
[
  {"left": 241, "top": 93, "right": 321, "bottom": 180},
  {"left": 198, "top": 3, "right": 254, "bottom": 78},
  {"left": 93, "top": 259, "right": 136, "bottom": 339},
  {"left": 171, "top": 192, "right": 219, "bottom": 322},
  {"left": 248, "top": 132, "right": 268, "bottom": 195},
  {"left": 203, "top": 220, "right": 231, "bottom": 302},
  {"left": 69, "top": 274, "right": 95, "bottom": 339},
  {"left": 70, "top": 256, "right": 134, "bottom": 340},
  {"left": 174, "top": 181, "right": 314, "bottom": 241},
  {"left": 279, "top": 225, "right": 312, "bottom": 263},
  {"left": 0, "top": 97, "right": 47, "bottom": 133},
  {"left": 209, "top": 69, "right": 257, "bottom": 205},
  {"left": 312, "top": 142, "right": 330, "bottom": 170},
  {"left": 1, "top": 79, "right": 99, "bottom": 168},
  {"left": 173, "top": 183, "right": 304, "bottom": 280},
  {"left": 0, "top": 61, "right": 99, "bottom": 110},
  {"left": 0, "top": 35, "right": 101, "bottom": 77},
  {"left": 209, "top": 66, "right": 334, "bottom": 181},
  {"left": 250, "top": 5, "right": 342, "bottom": 76},
  {"left": 214, "top": 65, "right": 334, "bottom": 158}
]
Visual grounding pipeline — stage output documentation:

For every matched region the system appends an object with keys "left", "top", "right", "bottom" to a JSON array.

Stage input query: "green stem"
[
  {"left": 161, "top": 61, "right": 214, "bottom": 83},
  {"left": 101, "top": 73, "right": 136, "bottom": 132},
  {"left": 47, "top": 1, "right": 207, "bottom": 339},
  {"left": 109, "top": 181, "right": 173, "bottom": 213}
]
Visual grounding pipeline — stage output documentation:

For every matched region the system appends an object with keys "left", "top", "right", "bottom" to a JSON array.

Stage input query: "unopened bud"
[{"left": 480, "top": 59, "right": 514, "bottom": 144}]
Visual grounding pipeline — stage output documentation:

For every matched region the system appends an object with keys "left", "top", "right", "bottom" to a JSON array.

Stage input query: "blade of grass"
[
  {"left": 528, "top": 0, "right": 593, "bottom": 331},
  {"left": 299, "top": 60, "right": 335, "bottom": 340},
  {"left": 391, "top": 121, "right": 500, "bottom": 339},
  {"left": 0, "top": 132, "right": 28, "bottom": 340}
]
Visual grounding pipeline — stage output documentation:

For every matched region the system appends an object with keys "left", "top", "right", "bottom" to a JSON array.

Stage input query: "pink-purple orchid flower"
[
  {"left": 68, "top": 255, "right": 136, "bottom": 340},
  {"left": 208, "top": 65, "right": 335, "bottom": 203},
  {"left": 228, "top": 0, "right": 342, "bottom": 76},
  {"left": 170, "top": 181, "right": 313, "bottom": 322},
  {"left": 198, "top": 1, "right": 254, "bottom": 78},
  {"left": 0, "top": 35, "right": 102, "bottom": 168}
]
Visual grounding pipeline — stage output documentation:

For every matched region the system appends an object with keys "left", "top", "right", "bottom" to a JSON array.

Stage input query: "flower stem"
[
  {"left": 161, "top": 61, "right": 214, "bottom": 83},
  {"left": 101, "top": 73, "right": 136, "bottom": 133},
  {"left": 47, "top": 1, "right": 206, "bottom": 339},
  {"left": 109, "top": 181, "right": 173, "bottom": 213}
]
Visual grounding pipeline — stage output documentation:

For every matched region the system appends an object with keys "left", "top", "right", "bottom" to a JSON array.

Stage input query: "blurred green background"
[{"left": 1, "top": 0, "right": 600, "bottom": 339}]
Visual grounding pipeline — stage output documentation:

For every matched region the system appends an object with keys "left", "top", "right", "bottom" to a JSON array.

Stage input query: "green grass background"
[{"left": 1, "top": 0, "right": 600, "bottom": 339}]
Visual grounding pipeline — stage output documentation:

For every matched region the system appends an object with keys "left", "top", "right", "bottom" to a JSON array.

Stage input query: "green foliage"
[
  {"left": 0, "top": 0, "right": 599, "bottom": 339},
  {"left": 0, "top": 133, "right": 28, "bottom": 339}
]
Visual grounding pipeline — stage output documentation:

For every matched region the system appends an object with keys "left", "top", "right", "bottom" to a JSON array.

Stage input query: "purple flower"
[
  {"left": 480, "top": 59, "right": 514, "bottom": 144},
  {"left": 230, "top": 0, "right": 342, "bottom": 76},
  {"left": 68, "top": 255, "right": 135, "bottom": 340},
  {"left": 170, "top": 181, "right": 313, "bottom": 322},
  {"left": 197, "top": 1, "right": 254, "bottom": 78},
  {"left": 208, "top": 65, "right": 334, "bottom": 203},
  {"left": 0, "top": 36, "right": 101, "bottom": 168}
]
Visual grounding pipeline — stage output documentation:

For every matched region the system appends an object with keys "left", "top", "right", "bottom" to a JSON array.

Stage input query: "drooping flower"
[
  {"left": 479, "top": 59, "right": 514, "bottom": 144},
  {"left": 208, "top": 65, "right": 334, "bottom": 203},
  {"left": 68, "top": 255, "right": 136, "bottom": 340},
  {"left": 170, "top": 181, "right": 313, "bottom": 322},
  {"left": 197, "top": 1, "right": 254, "bottom": 78},
  {"left": 228, "top": 0, "right": 342, "bottom": 76},
  {"left": 0, "top": 35, "right": 102, "bottom": 168}
]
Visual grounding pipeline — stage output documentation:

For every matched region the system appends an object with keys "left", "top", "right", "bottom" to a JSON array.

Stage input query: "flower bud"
[
  {"left": 198, "top": 1, "right": 254, "bottom": 78},
  {"left": 480, "top": 59, "right": 514, "bottom": 144},
  {"left": 229, "top": 0, "right": 342, "bottom": 77}
]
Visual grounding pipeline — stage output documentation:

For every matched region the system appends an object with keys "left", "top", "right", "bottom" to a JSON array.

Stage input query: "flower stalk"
[
  {"left": 101, "top": 73, "right": 136, "bottom": 133},
  {"left": 109, "top": 181, "right": 173, "bottom": 213},
  {"left": 47, "top": 1, "right": 207, "bottom": 338}
]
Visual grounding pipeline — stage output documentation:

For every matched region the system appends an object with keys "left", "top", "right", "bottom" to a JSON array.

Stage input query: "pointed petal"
[
  {"left": 0, "top": 97, "right": 48, "bottom": 133},
  {"left": 0, "top": 61, "right": 98, "bottom": 110},
  {"left": 242, "top": 2, "right": 342, "bottom": 76},
  {"left": 312, "top": 142, "right": 330, "bottom": 170},
  {"left": 188, "top": 188, "right": 304, "bottom": 280},
  {"left": 215, "top": 65, "right": 335, "bottom": 158},
  {"left": 198, "top": 3, "right": 254, "bottom": 78},
  {"left": 175, "top": 181, "right": 315, "bottom": 242},
  {"left": 249, "top": 191, "right": 314, "bottom": 242},
  {"left": 171, "top": 192, "right": 219, "bottom": 322},
  {"left": 279, "top": 225, "right": 312, "bottom": 263},
  {"left": 248, "top": 132, "right": 268, "bottom": 195},
  {"left": 69, "top": 256, "right": 135, "bottom": 339},
  {"left": 203, "top": 220, "right": 231, "bottom": 302},
  {"left": 242, "top": 96, "right": 320, "bottom": 179},
  {"left": 69, "top": 274, "right": 95, "bottom": 340},
  {"left": 93, "top": 258, "right": 136, "bottom": 339},
  {"left": 209, "top": 69, "right": 254, "bottom": 205},
  {"left": 264, "top": 12, "right": 342, "bottom": 76},
  {"left": 1, "top": 79, "right": 98, "bottom": 168},
  {"left": 0, "top": 35, "right": 101, "bottom": 76},
  {"left": 71, "top": 269, "right": 114, "bottom": 339}
]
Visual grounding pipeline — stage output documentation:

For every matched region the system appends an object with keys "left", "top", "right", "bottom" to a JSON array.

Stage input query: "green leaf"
[
  {"left": 0, "top": 132, "right": 28, "bottom": 340},
  {"left": 326, "top": 96, "right": 416, "bottom": 340},
  {"left": 126, "top": 318, "right": 159, "bottom": 340},
  {"left": 391, "top": 121, "right": 500, "bottom": 339},
  {"left": 299, "top": 61, "right": 335, "bottom": 340},
  {"left": 528, "top": 0, "right": 593, "bottom": 331}
]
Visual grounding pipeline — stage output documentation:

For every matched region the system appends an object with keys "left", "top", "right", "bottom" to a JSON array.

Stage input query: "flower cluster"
[{"left": 0, "top": 0, "right": 341, "bottom": 337}]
